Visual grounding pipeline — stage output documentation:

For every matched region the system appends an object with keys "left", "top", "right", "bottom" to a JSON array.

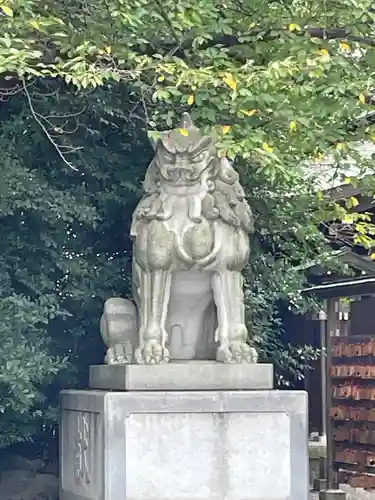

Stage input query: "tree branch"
[
  {"left": 307, "top": 27, "right": 375, "bottom": 47},
  {"left": 144, "top": 26, "right": 375, "bottom": 58},
  {"left": 22, "top": 78, "right": 79, "bottom": 171}
]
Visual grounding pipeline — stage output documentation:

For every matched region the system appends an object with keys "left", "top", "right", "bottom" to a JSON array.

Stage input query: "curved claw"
[
  {"left": 135, "top": 343, "right": 170, "bottom": 365},
  {"left": 216, "top": 346, "right": 232, "bottom": 363},
  {"left": 106, "top": 343, "right": 133, "bottom": 365},
  {"left": 216, "top": 342, "right": 258, "bottom": 364}
]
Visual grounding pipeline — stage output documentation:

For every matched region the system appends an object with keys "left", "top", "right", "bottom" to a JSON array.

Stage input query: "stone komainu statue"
[{"left": 100, "top": 114, "right": 257, "bottom": 365}]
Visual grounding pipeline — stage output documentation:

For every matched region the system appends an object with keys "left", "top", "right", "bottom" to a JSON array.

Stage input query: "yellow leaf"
[
  {"left": 222, "top": 125, "right": 231, "bottom": 135},
  {"left": 289, "top": 23, "right": 301, "bottom": 32},
  {"left": 370, "top": 253, "right": 375, "bottom": 260},
  {"left": 187, "top": 95, "right": 195, "bottom": 105},
  {"left": 29, "top": 19, "right": 40, "bottom": 30},
  {"left": 359, "top": 93, "right": 366, "bottom": 104},
  {"left": 314, "top": 152, "right": 324, "bottom": 161},
  {"left": 350, "top": 196, "right": 359, "bottom": 207},
  {"left": 105, "top": 45, "right": 112, "bottom": 54},
  {"left": 289, "top": 120, "right": 297, "bottom": 132},
  {"left": 179, "top": 128, "right": 189, "bottom": 136},
  {"left": 263, "top": 142, "right": 274, "bottom": 153},
  {"left": 1, "top": 5, "right": 13, "bottom": 16},
  {"left": 336, "top": 142, "right": 345, "bottom": 151},
  {"left": 343, "top": 214, "right": 354, "bottom": 224},
  {"left": 241, "top": 109, "right": 257, "bottom": 116},
  {"left": 371, "top": 135, "right": 375, "bottom": 142},
  {"left": 344, "top": 177, "right": 352, "bottom": 184},
  {"left": 340, "top": 41, "right": 351, "bottom": 52},
  {"left": 223, "top": 72, "right": 237, "bottom": 91},
  {"left": 157, "top": 75, "right": 165, "bottom": 82},
  {"left": 318, "top": 49, "right": 329, "bottom": 56}
]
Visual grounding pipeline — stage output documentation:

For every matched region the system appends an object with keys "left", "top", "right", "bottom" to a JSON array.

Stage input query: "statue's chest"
[
  {"left": 142, "top": 193, "right": 218, "bottom": 265},
  {"left": 162, "top": 201, "right": 216, "bottom": 263}
]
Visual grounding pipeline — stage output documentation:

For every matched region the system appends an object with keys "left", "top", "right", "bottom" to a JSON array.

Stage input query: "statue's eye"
[{"left": 164, "top": 152, "right": 175, "bottom": 162}]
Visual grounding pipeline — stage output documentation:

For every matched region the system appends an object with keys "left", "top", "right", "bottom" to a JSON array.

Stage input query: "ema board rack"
[{"left": 330, "top": 335, "right": 375, "bottom": 489}]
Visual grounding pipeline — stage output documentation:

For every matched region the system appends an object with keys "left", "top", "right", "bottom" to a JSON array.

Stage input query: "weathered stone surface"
[
  {"left": 319, "top": 490, "right": 347, "bottom": 500},
  {"left": 309, "top": 441, "right": 327, "bottom": 460},
  {"left": 60, "top": 388, "right": 309, "bottom": 500},
  {"left": 100, "top": 297, "right": 138, "bottom": 365},
  {"left": 309, "top": 441, "right": 327, "bottom": 487},
  {"left": 100, "top": 114, "right": 258, "bottom": 366},
  {"left": 312, "top": 485, "right": 375, "bottom": 500},
  {"left": 89, "top": 361, "right": 273, "bottom": 391}
]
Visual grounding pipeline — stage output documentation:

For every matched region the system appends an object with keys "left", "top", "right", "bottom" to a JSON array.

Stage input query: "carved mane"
[{"left": 131, "top": 114, "right": 254, "bottom": 237}]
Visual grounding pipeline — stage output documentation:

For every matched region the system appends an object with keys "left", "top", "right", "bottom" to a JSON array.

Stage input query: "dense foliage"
[
  {"left": 2, "top": 0, "right": 375, "bottom": 449},
  {"left": 0, "top": 83, "right": 146, "bottom": 448}
]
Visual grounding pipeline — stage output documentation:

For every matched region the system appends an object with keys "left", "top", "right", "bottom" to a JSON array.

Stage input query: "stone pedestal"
[
  {"left": 60, "top": 366, "right": 309, "bottom": 500},
  {"left": 314, "top": 479, "right": 328, "bottom": 491},
  {"left": 319, "top": 490, "right": 346, "bottom": 500},
  {"left": 89, "top": 362, "right": 274, "bottom": 391}
]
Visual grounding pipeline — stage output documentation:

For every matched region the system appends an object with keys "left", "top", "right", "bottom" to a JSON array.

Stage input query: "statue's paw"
[
  {"left": 216, "top": 342, "right": 258, "bottom": 364},
  {"left": 216, "top": 345, "right": 232, "bottom": 363},
  {"left": 134, "top": 342, "right": 170, "bottom": 365},
  {"left": 248, "top": 346, "right": 258, "bottom": 363},
  {"left": 106, "top": 342, "right": 133, "bottom": 365}
]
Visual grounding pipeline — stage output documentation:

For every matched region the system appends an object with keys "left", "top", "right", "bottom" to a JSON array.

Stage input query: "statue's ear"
[
  {"left": 147, "top": 130, "right": 163, "bottom": 151},
  {"left": 143, "top": 159, "right": 159, "bottom": 193}
]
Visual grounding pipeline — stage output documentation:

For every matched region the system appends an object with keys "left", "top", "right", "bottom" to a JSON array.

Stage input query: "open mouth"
[
  {"left": 163, "top": 170, "right": 199, "bottom": 183},
  {"left": 173, "top": 178, "right": 196, "bottom": 185}
]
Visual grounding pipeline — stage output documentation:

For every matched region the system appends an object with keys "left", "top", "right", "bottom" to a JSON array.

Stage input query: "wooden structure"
[
  {"left": 296, "top": 137, "right": 375, "bottom": 489},
  {"left": 303, "top": 274, "right": 375, "bottom": 489},
  {"left": 283, "top": 250, "right": 375, "bottom": 437}
]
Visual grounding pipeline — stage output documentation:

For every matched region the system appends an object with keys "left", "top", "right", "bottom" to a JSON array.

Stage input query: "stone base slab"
[
  {"left": 60, "top": 389, "right": 308, "bottom": 500},
  {"left": 319, "top": 490, "right": 347, "bottom": 500},
  {"left": 89, "top": 361, "right": 274, "bottom": 391},
  {"left": 313, "top": 478, "right": 328, "bottom": 491}
]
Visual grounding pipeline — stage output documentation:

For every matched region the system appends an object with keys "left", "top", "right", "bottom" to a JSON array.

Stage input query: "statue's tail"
[{"left": 100, "top": 297, "right": 138, "bottom": 349}]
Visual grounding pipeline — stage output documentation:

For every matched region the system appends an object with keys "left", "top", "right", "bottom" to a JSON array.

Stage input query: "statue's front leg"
[
  {"left": 134, "top": 269, "right": 172, "bottom": 364},
  {"left": 211, "top": 270, "right": 231, "bottom": 362},
  {"left": 226, "top": 271, "right": 257, "bottom": 363},
  {"left": 212, "top": 270, "right": 257, "bottom": 364}
]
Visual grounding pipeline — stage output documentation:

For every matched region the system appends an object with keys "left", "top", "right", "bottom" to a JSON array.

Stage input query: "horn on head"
[{"left": 180, "top": 112, "right": 195, "bottom": 129}]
